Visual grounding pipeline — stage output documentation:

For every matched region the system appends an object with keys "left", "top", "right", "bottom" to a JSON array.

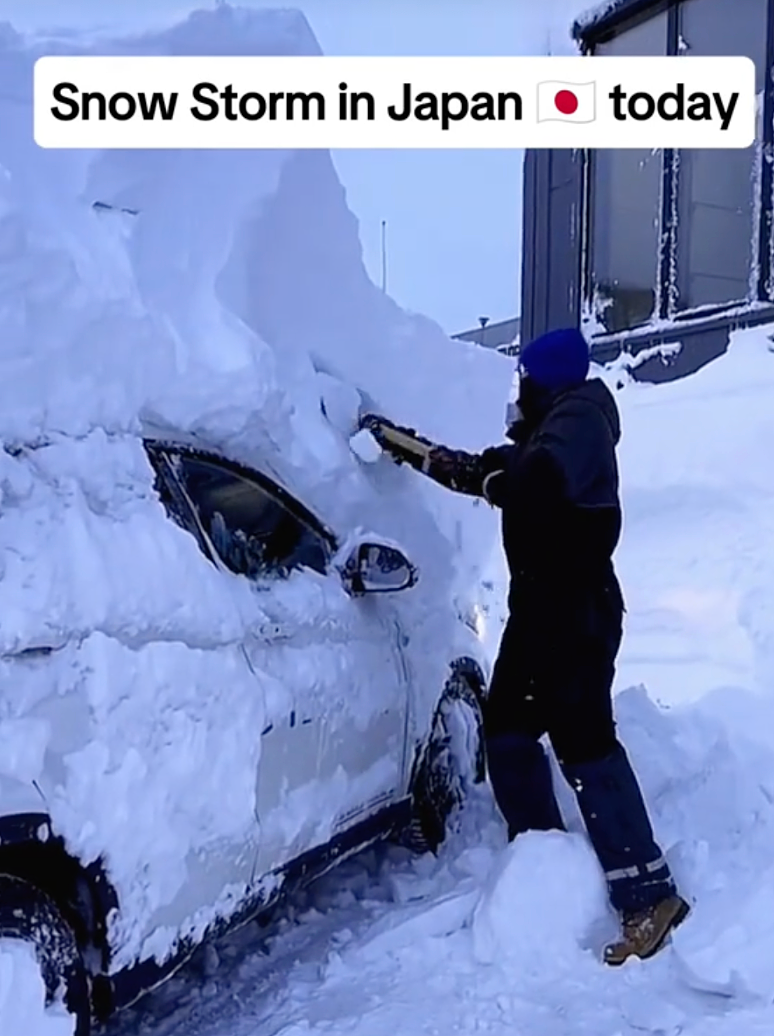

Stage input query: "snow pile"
[
  {"left": 0, "top": 6, "right": 510, "bottom": 580},
  {"left": 588, "top": 328, "right": 774, "bottom": 1004},
  {"left": 609, "top": 326, "right": 774, "bottom": 707},
  {"left": 471, "top": 830, "right": 607, "bottom": 973},
  {"left": 0, "top": 4, "right": 510, "bottom": 975},
  {"left": 609, "top": 684, "right": 774, "bottom": 1001},
  {"left": 0, "top": 941, "right": 74, "bottom": 1036}
]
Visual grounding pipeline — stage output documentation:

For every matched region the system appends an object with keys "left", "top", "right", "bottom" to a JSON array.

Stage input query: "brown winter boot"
[{"left": 604, "top": 894, "right": 690, "bottom": 966}]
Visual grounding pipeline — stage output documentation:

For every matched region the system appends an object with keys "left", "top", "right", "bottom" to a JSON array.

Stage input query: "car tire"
[
  {"left": 404, "top": 665, "right": 486, "bottom": 854},
  {"left": 0, "top": 873, "right": 91, "bottom": 1036}
]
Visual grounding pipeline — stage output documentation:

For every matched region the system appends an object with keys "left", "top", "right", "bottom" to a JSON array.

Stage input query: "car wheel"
[
  {"left": 405, "top": 667, "right": 486, "bottom": 854},
  {"left": 0, "top": 873, "right": 91, "bottom": 1035}
]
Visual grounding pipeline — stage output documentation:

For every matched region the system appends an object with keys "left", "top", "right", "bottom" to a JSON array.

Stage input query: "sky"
[{"left": 5, "top": 0, "right": 576, "bottom": 335}]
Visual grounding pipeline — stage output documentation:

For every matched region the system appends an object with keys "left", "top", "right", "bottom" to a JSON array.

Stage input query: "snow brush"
[
  {"left": 358, "top": 412, "right": 494, "bottom": 500},
  {"left": 358, "top": 412, "right": 436, "bottom": 472}
]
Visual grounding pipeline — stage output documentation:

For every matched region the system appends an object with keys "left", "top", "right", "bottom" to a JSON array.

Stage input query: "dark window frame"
[
  {"left": 577, "top": 0, "right": 774, "bottom": 337},
  {"left": 144, "top": 440, "right": 338, "bottom": 578}
]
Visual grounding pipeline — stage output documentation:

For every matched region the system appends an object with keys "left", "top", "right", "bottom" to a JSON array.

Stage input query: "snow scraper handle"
[
  {"left": 359, "top": 413, "right": 435, "bottom": 467},
  {"left": 358, "top": 413, "right": 487, "bottom": 498}
]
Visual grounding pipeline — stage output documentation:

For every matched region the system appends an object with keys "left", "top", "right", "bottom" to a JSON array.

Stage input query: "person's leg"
[
  {"left": 545, "top": 586, "right": 688, "bottom": 961},
  {"left": 484, "top": 617, "right": 564, "bottom": 839}
]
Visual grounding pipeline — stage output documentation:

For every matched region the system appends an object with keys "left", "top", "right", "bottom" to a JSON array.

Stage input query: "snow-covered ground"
[{"left": 5, "top": 4, "right": 774, "bottom": 1036}]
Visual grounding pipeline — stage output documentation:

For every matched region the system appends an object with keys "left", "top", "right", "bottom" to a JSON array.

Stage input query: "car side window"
[{"left": 154, "top": 449, "right": 330, "bottom": 578}]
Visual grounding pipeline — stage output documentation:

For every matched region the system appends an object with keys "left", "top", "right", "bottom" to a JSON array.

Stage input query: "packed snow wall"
[
  {"left": 0, "top": 6, "right": 512, "bottom": 582},
  {"left": 0, "top": 5, "right": 511, "bottom": 969}
]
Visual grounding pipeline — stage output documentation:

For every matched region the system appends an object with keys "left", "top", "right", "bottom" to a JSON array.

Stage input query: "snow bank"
[
  {"left": 0, "top": 4, "right": 509, "bottom": 974},
  {"left": 0, "top": 6, "right": 510, "bottom": 591},
  {"left": 600, "top": 680, "right": 774, "bottom": 1002},
  {"left": 590, "top": 326, "right": 774, "bottom": 1002},
  {"left": 607, "top": 327, "right": 774, "bottom": 707},
  {"left": 0, "top": 8, "right": 511, "bottom": 557},
  {"left": 0, "top": 941, "right": 74, "bottom": 1036}
]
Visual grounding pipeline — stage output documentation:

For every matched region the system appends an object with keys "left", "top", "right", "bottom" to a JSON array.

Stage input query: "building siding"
[{"left": 520, "top": 0, "right": 774, "bottom": 383}]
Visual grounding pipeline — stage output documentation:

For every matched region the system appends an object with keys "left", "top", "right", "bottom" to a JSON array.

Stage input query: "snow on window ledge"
[{"left": 584, "top": 300, "right": 774, "bottom": 348}]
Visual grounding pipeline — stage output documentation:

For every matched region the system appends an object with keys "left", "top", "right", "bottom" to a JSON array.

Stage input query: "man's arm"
[
  {"left": 360, "top": 413, "right": 513, "bottom": 503},
  {"left": 424, "top": 443, "right": 512, "bottom": 501}
]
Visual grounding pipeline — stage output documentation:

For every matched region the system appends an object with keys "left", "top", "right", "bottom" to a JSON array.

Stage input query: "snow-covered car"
[{"left": 0, "top": 429, "right": 489, "bottom": 1035}]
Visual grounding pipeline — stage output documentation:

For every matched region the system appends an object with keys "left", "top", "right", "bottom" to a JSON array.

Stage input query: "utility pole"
[{"left": 380, "top": 220, "right": 388, "bottom": 293}]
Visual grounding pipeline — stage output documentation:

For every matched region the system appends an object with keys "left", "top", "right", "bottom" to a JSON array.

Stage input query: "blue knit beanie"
[{"left": 519, "top": 328, "right": 590, "bottom": 391}]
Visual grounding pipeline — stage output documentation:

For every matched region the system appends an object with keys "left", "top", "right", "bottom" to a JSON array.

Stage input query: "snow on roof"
[{"left": 571, "top": 0, "right": 645, "bottom": 39}]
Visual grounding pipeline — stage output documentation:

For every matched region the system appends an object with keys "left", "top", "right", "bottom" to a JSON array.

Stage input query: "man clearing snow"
[{"left": 362, "top": 328, "right": 690, "bottom": 964}]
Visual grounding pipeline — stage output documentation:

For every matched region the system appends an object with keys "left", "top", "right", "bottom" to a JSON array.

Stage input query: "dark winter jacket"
[
  {"left": 363, "top": 376, "right": 623, "bottom": 626},
  {"left": 474, "top": 379, "right": 623, "bottom": 622}
]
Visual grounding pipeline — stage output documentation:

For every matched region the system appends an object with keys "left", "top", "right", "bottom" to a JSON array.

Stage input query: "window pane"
[
  {"left": 175, "top": 456, "right": 328, "bottom": 578},
  {"left": 675, "top": 0, "right": 767, "bottom": 312},
  {"left": 590, "top": 11, "right": 668, "bottom": 332},
  {"left": 146, "top": 445, "right": 212, "bottom": 557}
]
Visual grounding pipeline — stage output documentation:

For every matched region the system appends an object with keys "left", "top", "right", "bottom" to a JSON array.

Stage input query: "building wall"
[
  {"left": 521, "top": 0, "right": 774, "bottom": 383},
  {"left": 520, "top": 149, "right": 583, "bottom": 347}
]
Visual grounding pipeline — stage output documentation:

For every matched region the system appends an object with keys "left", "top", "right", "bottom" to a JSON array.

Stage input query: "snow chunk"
[
  {"left": 0, "top": 718, "right": 50, "bottom": 784},
  {"left": 673, "top": 878, "right": 774, "bottom": 1000},
  {"left": 471, "top": 831, "right": 607, "bottom": 972},
  {"left": 349, "top": 429, "right": 382, "bottom": 464},
  {"left": 0, "top": 940, "right": 74, "bottom": 1036}
]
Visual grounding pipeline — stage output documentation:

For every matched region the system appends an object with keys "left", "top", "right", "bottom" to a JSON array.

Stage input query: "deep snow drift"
[
  {"left": 0, "top": 1, "right": 512, "bottom": 1002},
  {"left": 612, "top": 332, "right": 774, "bottom": 712}
]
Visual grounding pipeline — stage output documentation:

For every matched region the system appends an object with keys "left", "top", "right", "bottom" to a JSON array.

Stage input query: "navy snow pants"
[{"left": 483, "top": 580, "right": 675, "bottom": 915}]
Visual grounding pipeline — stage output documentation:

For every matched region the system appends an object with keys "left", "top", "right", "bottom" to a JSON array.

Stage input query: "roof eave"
[{"left": 571, "top": 0, "right": 668, "bottom": 45}]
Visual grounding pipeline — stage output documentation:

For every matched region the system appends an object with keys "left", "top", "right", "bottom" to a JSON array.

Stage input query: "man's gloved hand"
[
  {"left": 425, "top": 445, "right": 463, "bottom": 479},
  {"left": 359, "top": 413, "right": 389, "bottom": 437},
  {"left": 425, "top": 446, "right": 489, "bottom": 495},
  {"left": 359, "top": 413, "right": 420, "bottom": 465},
  {"left": 358, "top": 413, "right": 488, "bottom": 493}
]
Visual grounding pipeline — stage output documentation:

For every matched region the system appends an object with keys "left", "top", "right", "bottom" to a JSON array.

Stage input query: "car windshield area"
[{"left": 168, "top": 453, "right": 330, "bottom": 579}]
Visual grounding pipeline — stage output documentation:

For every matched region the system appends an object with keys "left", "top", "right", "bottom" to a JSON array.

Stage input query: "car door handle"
[{"left": 254, "top": 623, "right": 291, "bottom": 642}]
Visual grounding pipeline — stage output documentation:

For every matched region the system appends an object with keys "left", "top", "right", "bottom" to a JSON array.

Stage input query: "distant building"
[
  {"left": 520, "top": 0, "right": 771, "bottom": 382},
  {"left": 452, "top": 316, "right": 520, "bottom": 356}
]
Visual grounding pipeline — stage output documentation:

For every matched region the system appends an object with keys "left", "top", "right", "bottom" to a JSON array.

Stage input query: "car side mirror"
[{"left": 340, "top": 540, "right": 418, "bottom": 596}]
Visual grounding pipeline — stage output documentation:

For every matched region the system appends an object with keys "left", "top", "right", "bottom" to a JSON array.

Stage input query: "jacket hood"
[{"left": 564, "top": 377, "right": 621, "bottom": 445}]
